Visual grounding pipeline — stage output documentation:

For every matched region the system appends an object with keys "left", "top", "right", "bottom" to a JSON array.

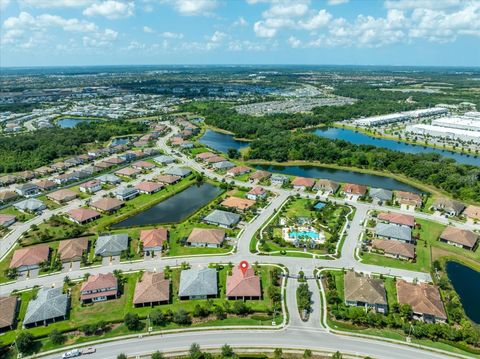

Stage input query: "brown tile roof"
[
  {"left": 0, "top": 296, "right": 17, "bottom": 330},
  {"left": 248, "top": 187, "right": 266, "bottom": 196},
  {"left": 95, "top": 161, "right": 114, "bottom": 169},
  {"left": 132, "top": 160, "right": 155, "bottom": 169},
  {"left": 35, "top": 179, "right": 57, "bottom": 190},
  {"left": 0, "top": 191, "right": 19, "bottom": 202},
  {"left": 249, "top": 170, "right": 271, "bottom": 180},
  {"left": 377, "top": 212, "right": 415, "bottom": 227},
  {"left": 221, "top": 197, "right": 255, "bottom": 211},
  {"left": 395, "top": 191, "right": 422, "bottom": 206},
  {"left": 205, "top": 155, "right": 225, "bottom": 164},
  {"left": 196, "top": 152, "right": 215, "bottom": 160},
  {"left": 80, "top": 273, "right": 117, "bottom": 301},
  {"left": 226, "top": 266, "right": 261, "bottom": 298},
  {"left": 187, "top": 228, "right": 225, "bottom": 246},
  {"left": 440, "top": 226, "right": 479, "bottom": 249},
  {"left": 314, "top": 179, "right": 339, "bottom": 191},
  {"left": 344, "top": 183, "right": 368, "bottom": 195},
  {"left": 81, "top": 180, "right": 101, "bottom": 189},
  {"left": 47, "top": 189, "right": 77, "bottom": 202},
  {"left": 116, "top": 167, "right": 141, "bottom": 177},
  {"left": 0, "top": 214, "right": 16, "bottom": 226},
  {"left": 292, "top": 177, "right": 315, "bottom": 188},
  {"left": 227, "top": 166, "right": 251, "bottom": 175},
  {"left": 140, "top": 228, "right": 168, "bottom": 248},
  {"left": 58, "top": 237, "right": 89, "bottom": 261},
  {"left": 344, "top": 271, "right": 387, "bottom": 306},
  {"left": 91, "top": 198, "right": 124, "bottom": 212},
  {"left": 133, "top": 272, "right": 170, "bottom": 305},
  {"left": 155, "top": 175, "right": 180, "bottom": 184},
  {"left": 10, "top": 244, "right": 50, "bottom": 269},
  {"left": 396, "top": 280, "right": 447, "bottom": 320},
  {"left": 136, "top": 181, "right": 163, "bottom": 193},
  {"left": 372, "top": 239, "right": 415, "bottom": 259},
  {"left": 68, "top": 208, "right": 101, "bottom": 223},
  {"left": 105, "top": 157, "right": 125, "bottom": 165},
  {"left": 464, "top": 205, "right": 480, "bottom": 221}
]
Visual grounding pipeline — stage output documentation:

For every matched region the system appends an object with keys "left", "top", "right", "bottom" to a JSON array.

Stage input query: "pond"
[
  {"left": 57, "top": 118, "right": 94, "bottom": 128},
  {"left": 110, "top": 137, "right": 131, "bottom": 147},
  {"left": 111, "top": 183, "right": 222, "bottom": 228},
  {"left": 313, "top": 127, "right": 480, "bottom": 166},
  {"left": 254, "top": 165, "right": 423, "bottom": 193},
  {"left": 199, "top": 129, "right": 249, "bottom": 153},
  {"left": 446, "top": 261, "right": 480, "bottom": 324}
]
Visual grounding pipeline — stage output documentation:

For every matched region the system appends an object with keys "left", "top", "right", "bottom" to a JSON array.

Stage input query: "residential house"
[
  {"left": 205, "top": 155, "right": 225, "bottom": 164},
  {"left": 94, "top": 233, "right": 129, "bottom": 257},
  {"left": 79, "top": 180, "right": 102, "bottom": 193},
  {"left": 344, "top": 271, "right": 388, "bottom": 313},
  {"left": 247, "top": 187, "right": 267, "bottom": 201},
  {"left": 47, "top": 189, "right": 77, "bottom": 204},
  {"left": 132, "top": 160, "right": 156, "bottom": 171},
  {"left": 343, "top": 183, "right": 368, "bottom": 200},
  {"left": 377, "top": 212, "right": 415, "bottom": 228},
  {"left": 195, "top": 152, "right": 215, "bottom": 161},
  {"left": 91, "top": 197, "right": 124, "bottom": 213},
  {"left": 371, "top": 239, "right": 415, "bottom": 260},
  {"left": 226, "top": 265, "right": 261, "bottom": 300},
  {"left": 0, "top": 296, "right": 18, "bottom": 332},
  {"left": 53, "top": 173, "right": 78, "bottom": 185},
  {"left": 104, "top": 157, "right": 125, "bottom": 166},
  {"left": 35, "top": 179, "right": 57, "bottom": 192},
  {"left": 313, "top": 179, "right": 339, "bottom": 194},
  {"left": 95, "top": 161, "right": 114, "bottom": 170},
  {"left": 15, "top": 183, "right": 40, "bottom": 197},
  {"left": 221, "top": 197, "right": 255, "bottom": 212},
  {"left": 136, "top": 181, "right": 163, "bottom": 194},
  {"left": 14, "top": 198, "right": 46, "bottom": 213},
  {"left": 155, "top": 175, "right": 181, "bottom": 185},
  {"left": 270, "top": 174, "right": 289, "bottom": 186},
  {"left": 114, "top": 187, "right": 139, "bottom": 201},
  {"left": 213, "top": 161, "right": 235, "bottom": 170},
  {"left": 464, "top": 205, "right": 480, "bottom": 222},
  {"left": 80, "top": 273, "right": 118, "bottom": 304},
  {"left": 292, "top": 177, "right": 315, "bottom": 191},
  {"left": 375, "top": 222, "right": 412, "bottom": 243},
  {"left": 0, "top": 175, "right": 18, "bottom": 186},
  {"left": 178, "top": 268, "right": 218, "bottom": 300},
  {"left": 97, "top": 174, "right": 121, "bottom": 184},
  {"left": 119, "top": 152, "right": 137, "bottom": 162},
  {"left": 140, "top": 228, "right": 168, "bottom": 254},
  {"left": 36, "top": 166, "right": 55, "bottom": 176},
  {"left": 226, "top": 166, "right": 251, "bottom": 177},
  {"left": 133, "top": 272, "right": 170, "bottom": 307},
  {"left": 249, "top": 170, "right": 271, "bottom": 182},
  {"left": 431, "top": 198, "right": 465, "bottom": 217},
  {"left": 164, "top": 167, "right": 192, "bottom": 178},
  {"left": 154, "top": 155, "right": 175, "bottom": 165},
  {"left": 0, "top": 214, "right": 16, "bottom": 227},
  {"left": 67, "top": 208, "right": 101, "bottom": 225},
  {"left": 115, "top": 167, "right": 142, "bottom": 178},
  {"left": 203, "top": 210, "right": 241, "bottom": 228},
  {"left": 187, "top": 228, "right": 226, "bottom": 248},
  {"left": 369, "top": 188, "right": 393, "bottom": 204},
  {"left": 16, "top": 171, "right": 36, "bottom": 181},
  {"left": 0, "top": 191, "right": 19, "bottom": 203},
  {"left": 439, "top": 226, "right": 479, "bottom": 251},
  {"left": 395, "top": 191, "right": 422, "bottom": 209},
  {"left": 58, "top": 237, "right": 89, "bottom": 263},
  {"left": 396, "top": 280, "right": 447, "bottom": 323},
  {"left": 9, "top": 244, "right": 50, "bottom": 273},
  {"left": 23, "top": 287, "right": 69, "bottom": 328}
]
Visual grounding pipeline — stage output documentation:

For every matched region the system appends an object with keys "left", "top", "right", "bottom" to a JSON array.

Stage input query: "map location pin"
[{"left": 239, "top": 260, "right": 249, "bottom": 276}]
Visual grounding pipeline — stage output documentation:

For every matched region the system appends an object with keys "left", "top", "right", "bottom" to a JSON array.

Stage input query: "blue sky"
[{"left": 1, "top": 0, "right": 479, "bottom": 67}]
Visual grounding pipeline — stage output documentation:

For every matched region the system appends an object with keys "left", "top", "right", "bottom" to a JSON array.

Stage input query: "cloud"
[
  {"left": 232, "top": 16, "right": 248, "bottom": 27},
  {"left": 4, "top": 12, "right": 99, "bottom": 33},
  {"left": 262, "top": 2, "right": 309, "bottom": 18},
  {"left": 287, "top": 36, "right": 301, "bottom": 48},
  {"left": 210, "top": 31, "right": 226, "bottom": 42},
  {"left": 384, "top": 0, "right": 463, "bottom": 10},
  {"left": 161, "top": 31, "right": 184, "bottom": 39},
  {"left": 18, "top": 0, "right": 94, "bottom": 7},
  {"left": 228, "top": 40, "right": 266, "bottom": 52},
  {"left": 143, "top": 26, "right": 154, "bottom": 33},
  {"left": 82, "top": 28, "right": 118, "bottom": 47},
  {"left": 164, "top": 0, "right": 218, "bottom": 16},
  {"left": 254, "top": 21, "right": 278, "bottom": 38},
  {"left": 83, "top": 1, "right": 135, "bottom": 19},
  {"left": 0, "top": 0, "right": 11, "bottom": 10},
  {"left": 327, "top": 0, "right": 348, "bottom": 5},
  {"left": 298, "top": 9, "right": 332, "bottom": 30}
]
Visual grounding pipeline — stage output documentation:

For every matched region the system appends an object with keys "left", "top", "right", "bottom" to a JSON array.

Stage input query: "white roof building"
[
  {"left": 354, "top": 108, "right": 448, "bottom": 126},
  {"left": 406, "top": 124, "right": 480, "bottom": 144},
  {"left": 432, "top": 117, "right": 480, "bottom": 132}
]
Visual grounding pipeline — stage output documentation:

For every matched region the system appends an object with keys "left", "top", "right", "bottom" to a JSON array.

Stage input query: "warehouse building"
[
  {"left": 432, "top": 117, "right": 480, "bottom": 132},
  {"left": 406, "top": 124, "right": 480, "bottom": 144},
  {"left": 353, "top": 107, "right": 448, "bottom": 126}
]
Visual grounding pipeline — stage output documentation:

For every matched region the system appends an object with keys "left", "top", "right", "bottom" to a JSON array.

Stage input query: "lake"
[
  {"left": 111, "top": 183, "right": 222, "bottom": 228},
  {"left": 57, "top": 118, "right": 93, "bottom": 128},
  {"left": 199, "top": 129, "right": 249, "bottom": 153},
  {"left": 313, "top": 127, "right": 480, "bottom": 166},
  {"left": 446, "top": 261, "right": 480, "bottom": 324},
  {"left": 254, "top": 164, "right": 422, "bottom": 193}
]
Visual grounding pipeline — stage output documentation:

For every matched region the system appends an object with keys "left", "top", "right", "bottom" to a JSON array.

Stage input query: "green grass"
[
  {"left": 0, "top": 244, "right": 18, "bottom": 283},
  {"left": 0, "top": 207, "right": 35, "bottom": 222},
  {"left": 384, "top": 277, "right": 397, "bottom": 308}
]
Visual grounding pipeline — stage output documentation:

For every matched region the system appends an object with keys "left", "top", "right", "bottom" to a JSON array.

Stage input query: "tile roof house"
[
  {"left": 439, "top": 226, "right": 479, "bottom": 251},
  {"left": 104, "top": 157, "right": 125, "bottom": 165},
  {"left": 395, "top": 191, "right": 422, "bottom": 208},
  {"left": 375, "top": 222, "right": 412, "bottom": 243},
  {"left": 343, "top": 183, "right": 368, "bottom": 197},
  {"left": 247, "top": 187, "right": 267, "bottom": 201},
  {"left": 226, "top": 265, "right": 261, "bottom": 300},
  {"left": 226, "top": 166, "right": 251, "bottom": 177},
  {"left": 464, "top": 205, "right": 480, "bottom": 222},
  {"left": 205, "top": 155, "right": 225, "bottom": 164},
  {"left": 0, "top": 175, "right": 19, "bottom": 186},
  {"left": 14, "top": 198, "right": 46, "bottom": 213},
  {"left": 132, "top": 160, "right": 156, "bottom": 170},
  {"left": 95, "top": 161, "right": 114, "bottom": 170},
  {"left": 97, "top": 174, "right": 121, "bottom": 184},
  {"left": 372, "top": 239, "right": 415, "bottom": 260},
  {"left": 140, "top": 228, "right": 168, "bottom": 252},
  {"left": 95, "top": 233, "right": 129, "bottom": 257},
  {"left": 15, "top": 183, "right": 40, "bottom": 197},
  {"left": 203, "top": 209, "right": 241, "bottom": 228},
  {"left": 369, "top": 188, "right": 393, "bottom": 203},
  {"left": 344, "top": 271, "right": 388, "bottom": 313},
  {"left": 0, "top": 296, "right": 18, "bottom": 332},
  {"left": 47, "top": 189, "right": 77, "bottom": 204},
  {"left": 58, "top": 237, "right": 89, "bottom": 262},
  {"left": 35, "top": 179, "right": 57, "bottom": 191},
  {"left": 377, "top": 212, "right": 415, "bottom": 228},
  {"left": 154, "top": 155, "right": 175, "bottom": 165},
  {"left": 164, "top": 167, "right": 192, "bottom": 178},
  {"left": 133, "top": 272, "right": 170, "bottom": 307},
  {"left": 0, "top": 190, "right": 19, "bottom": 203},
  {"left": 213, "top": 161, "right": 235, "bottom": 170},
  {"left": 79, "top": 180, "right": 102, "bottom": 193},
  {"left": 114, "top": 187, "right": 139, "bottom": 201},
  {"left": 187, "top": 228, "right": 226, "bottom": 248},
  {"left": 23, "top": 287, "right": 69, "bottom": 328},
  {"left": 136, "top": 181, "right": 163, "bottom": 194},
  {"left": 179, "top": 268, "right": 218, "bottom": 300},
  {"left": 155, "top": 175, "right": 181, "bottom": 185},
  {"left": 431, "top": 198, "right": 465, "bottom": 217},
  {"left": 115, "top": 167, "right": 142, "bottom": 178},
  {"left": 313, "top": 179, "right": 339, "bottom": 194},
  {"left": 396, "top": 280, "right": 447, "bottom": 323},
  {"left": 16, "top": 171, "right": 36, "bottom": 181},
  {"left": 80, "top": 273, "right": 118, "bottom": 303},
  {"left": 221, "top": 197, "right": 256, "bottom": 212},
  {"left": 291, "top": 177, "right": 315, "bottom": 190},
  {"left": 10, "top": 244, "right": 50, "bottom": 272},
  {"left": 196, "top": 152, "right": 216, "bottom": 161},
  {"left": 91, "top": 197, "right": 124, "bottom": 213},
  {"left": 249, "top": 170, "right": 271, "bottom": 182},
  {"left": 0, "top": 214, "right": 16, "bottom": 227},
  {"left": 67, "top": 208, "right": 101, "bottom": 224}
]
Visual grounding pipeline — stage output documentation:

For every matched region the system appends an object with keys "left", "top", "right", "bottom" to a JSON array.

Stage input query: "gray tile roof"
[
  {"left": 203, "top": 209, "right": 240, "bottom": 227},
  {"left": 97, "top": 174, "right": 121, "bottom": 183},
  {"left": 114, "top": 187, "right": 139, "bottom": 197},
  {"left": 164, "top": 167, "right": 192, "bottom": 177},
  {"left": 370, "top": 188, "right": 393, "bottom": 202},
  {"left": 154, "top": 155, "right": 175, "bottom": 164},
  {"left": 271, "top": 174, "right": 289, "bottom": 182},
  {"left": 95, "top": 233, "right": 129, "bottom": 256},
  {"left": 178, "top": 268, "right": 217, "bottom": 297},
  {"left": 24, "top": 287, "right": 68, "bottom": 326},
  {"left": 14, "top": 198, "right": 46, "bottom": 212},
  {"left": 212, "top": 161, "right": 235, "bottom": 170},
  {"left": 375, "top": 222, "right": 412, "bottom": 242}
]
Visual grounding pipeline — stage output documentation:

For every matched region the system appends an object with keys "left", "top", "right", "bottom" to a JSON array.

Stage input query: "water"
[
  {"left": 446, "top": 261, "right": 480, "bottom": 324},
  {"left": 57, "top": 118, "right": 93, "bottom": 128},
  {"left": 199, "top": 129, "right": 249, "bottom": 153},
  {"left": 314, "top": 202, "right": 326, "bottom": 210},
  {"left": 313, "top": 127, "right": 480, "bottom": 166},
  {"left": 111, "top": 138, "right": 130, "bottom": 147},
  {"left": 289, "top": 231, "right": 319, "bottom": 239},
  {"left": 111, "top": 183, "right": 222, "bottom": 228},
  {"left": 255, "top": 165, "right": 422, "bottom": 193}
]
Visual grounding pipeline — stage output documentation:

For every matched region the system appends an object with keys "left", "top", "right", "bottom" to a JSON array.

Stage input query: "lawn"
[{"left": 0, "top": 207, "right": 35, "bottom": 222}]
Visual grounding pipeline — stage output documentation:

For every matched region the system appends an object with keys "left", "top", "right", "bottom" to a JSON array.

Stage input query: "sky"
[{"left": 1, "top": 0, "right": 480, "bottom": 67}]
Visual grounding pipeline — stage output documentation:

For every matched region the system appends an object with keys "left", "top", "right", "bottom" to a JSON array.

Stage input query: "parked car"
[
  {"left": 82, "top": 347, "right": 96, "bottom": 355},
  {"left": 62, "top": 349, "right": 81, "bottom": 358}
]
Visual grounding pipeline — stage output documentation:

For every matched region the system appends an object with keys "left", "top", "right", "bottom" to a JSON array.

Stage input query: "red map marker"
[{"left": 239, "top": 260, "right": 249, "bottom": 276}]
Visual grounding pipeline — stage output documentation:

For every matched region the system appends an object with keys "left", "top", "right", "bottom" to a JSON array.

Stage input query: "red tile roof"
[
  {"left": 344, "top": 183, "right": 368, "bottom": 195},
  {"left": 133, "top": 272, "right": 170, "bottom": 305},
  {"left": 80, "top": 273, "right": 117, "bottom": 301},
  {"left": 292, "top": 177, "right": 315, "bottom": 188},
  {"left": 226, "top": 265, "right": 261, "bottom": 298},
  {"left": 10, "top": 244, "right": 49, "bottom": 269},
  {"left": 68, "top": 208, "right": 101, "bottom": 223},
  {"left": 221, "top": 197, "right": 255, "bottom": 211},
  {"left": 187, "top": 228, "right": 225, "bottom": 245},
  {"left": 136, "top": 181, "right": 163, "bottom": 193},
  {"left": 396, "top": 280, "right": 446, "bottom": 320},
  {"left": 91, "top": 198, "right": 124, "bottom": 212},
  {"left": 140, "top": 228, "right": 168, "bottom": 248},
  {"left": 377, "top": 212, "right": 415, "bottom": 227}
]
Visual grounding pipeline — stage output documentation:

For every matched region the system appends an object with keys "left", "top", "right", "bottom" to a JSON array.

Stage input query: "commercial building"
[
  {"left": 432, "top": 117, "right": 480, "bottom": 132},
  {"left": 354, "top": 108, "right": 448, "bottom": 126},
  {"left": 406, "top": 124, "right": 480, "bottom": 144}
]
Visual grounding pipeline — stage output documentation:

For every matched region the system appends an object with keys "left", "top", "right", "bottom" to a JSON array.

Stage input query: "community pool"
[{"left": 289, "top": 231, "right": 320, "bottom": 240}]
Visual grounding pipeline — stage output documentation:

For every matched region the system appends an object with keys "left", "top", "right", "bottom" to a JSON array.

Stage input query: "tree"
[
  {"left": 151, "top": 351, "right": 165, "bottom": 359},
  {"left": 221, "top": 344, "right": 236, "bottom": 358},
  {"left": 150, "top": 309, "right": 167, "bottom": 326},
  {"left": 117, "top": 354, "right": 127, "bottom": 359},
  {"left": 332, "top": 351, "right": 343, "bottom": 359},
  {"left": 303, "top": 349, "right": 312, "bottom": 358},
  {"left": 124, "top": 313, "right": 143, "bottom": 331},
  {"left": 173, "top": 309, "right": 192, "bottom": 325},
  {"left": 232, "top": 301, "right": 250, "bottom": 316},
  {"left": 48, "top": 329, "right": 65, "bottom": 345},
  {"left": 273, "top": 348, "right": 283, "bottom": 359},
  {"left": 189, "top": 343, "right": 203, "bottom": 359},
  {"left": 227, "top": 148, "right": 240, "bottom": 159},
  {"left": 16, "top": 332, "right": 35, "bottom": 354}
]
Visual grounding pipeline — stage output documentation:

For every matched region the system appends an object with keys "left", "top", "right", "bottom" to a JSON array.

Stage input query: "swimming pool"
[{"left": 289, "top": 231, "right": 319, "bottom": 240}]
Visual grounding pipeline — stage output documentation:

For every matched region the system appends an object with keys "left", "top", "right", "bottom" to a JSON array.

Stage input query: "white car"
[{"left": 62, "top": 349, "right": 81, "bottom": 358}]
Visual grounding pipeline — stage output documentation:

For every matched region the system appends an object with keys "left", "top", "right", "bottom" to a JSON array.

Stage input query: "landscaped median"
[{"left": 0, "top": 263, "right": 287, "bottom": 359}]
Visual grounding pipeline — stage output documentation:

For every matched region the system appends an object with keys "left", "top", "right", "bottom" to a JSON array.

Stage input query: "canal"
[
  {"left": 111, "top": 183, "right": 222, "bottom": 228},
  {"left": 446, "top": 261, "right": 480, "bottom": 324}
]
